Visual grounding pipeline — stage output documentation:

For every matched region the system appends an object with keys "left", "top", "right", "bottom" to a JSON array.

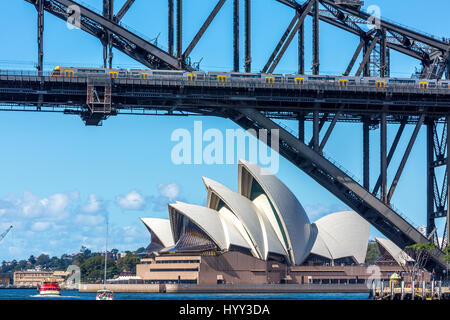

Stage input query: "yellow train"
[{"left": 50, "top": 66, "right": 450, "bottom": 90}]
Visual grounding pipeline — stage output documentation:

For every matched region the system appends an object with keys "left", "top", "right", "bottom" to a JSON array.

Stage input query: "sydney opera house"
[{"left": 136, "top": 160, "right": 411, "bottom": 285}]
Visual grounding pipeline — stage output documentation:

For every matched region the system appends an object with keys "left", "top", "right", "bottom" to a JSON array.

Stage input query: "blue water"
[{"left": 0, "top": 289, "right": 370, "bottom": 300}]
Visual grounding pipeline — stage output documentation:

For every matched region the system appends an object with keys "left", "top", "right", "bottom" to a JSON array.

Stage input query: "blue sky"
[{"left": 0, "top": 0, "right": 449, "bottom": 261}]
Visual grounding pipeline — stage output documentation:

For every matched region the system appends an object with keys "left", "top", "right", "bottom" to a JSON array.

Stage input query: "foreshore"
[{"left": 78, "top": 283, "right": 370, "bottom": 294}]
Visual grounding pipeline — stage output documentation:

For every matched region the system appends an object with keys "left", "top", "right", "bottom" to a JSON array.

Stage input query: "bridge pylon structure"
[{"left": 9, "top": 0, "right": 450, "bottom": 272}]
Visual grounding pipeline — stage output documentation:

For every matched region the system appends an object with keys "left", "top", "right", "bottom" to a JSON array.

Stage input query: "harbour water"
[{"left": 0, "top": 289, "right": 370, "bottom": 300}]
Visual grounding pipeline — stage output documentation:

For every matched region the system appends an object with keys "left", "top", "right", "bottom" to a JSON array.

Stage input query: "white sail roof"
[
  {"left": 310, "top": 211, "right": 370, "bottom": 264},
  {"left": 238, "top": 159, "right": 313, "bottom": 265},
  {"left": 375, "top": 237, "right": 414, "bottom": 266},
  {"left": 168, "top": 202, "right": 252, "bottom": 252},
  {"left": 202, "top": 176, "right": 287, "bottom": 260},
  {"left": 140, "top": 217, "right": 175, "bottom": 247}
]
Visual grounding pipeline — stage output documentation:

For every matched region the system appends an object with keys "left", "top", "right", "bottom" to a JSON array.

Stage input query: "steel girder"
[
  {"left": 227, "top": 107, "right": 448, "bottom": 272},
  {"left": 277, "top": 0, "right": 450, "bottom": 78},
  {"left": 24, "top": 0, "right": 190, "bottom": 70}
]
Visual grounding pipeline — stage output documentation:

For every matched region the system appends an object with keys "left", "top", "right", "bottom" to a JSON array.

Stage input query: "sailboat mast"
[{"left": 104, "top": 216, "right": 108, "bottom": 290}]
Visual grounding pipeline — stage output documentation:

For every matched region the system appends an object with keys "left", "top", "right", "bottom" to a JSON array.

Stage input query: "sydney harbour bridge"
[{"left": 1, "top": 0, "right": 450, "bottom": 273}]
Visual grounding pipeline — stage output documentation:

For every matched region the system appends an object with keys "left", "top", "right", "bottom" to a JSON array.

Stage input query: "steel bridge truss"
[
  {"left": 15, "top": 0, "right": 450, "bottom": 272},
  {"left": 28, "top": 0, "right": 450, "bottom": 78}
]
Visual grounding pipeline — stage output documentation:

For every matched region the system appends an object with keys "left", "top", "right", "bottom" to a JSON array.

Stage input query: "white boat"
[
  {"left": 96, "top": 217, "right": 114, "bottom": 300},
  {"left": 96, "top": 289, "right": 114, "bottom": 300}
]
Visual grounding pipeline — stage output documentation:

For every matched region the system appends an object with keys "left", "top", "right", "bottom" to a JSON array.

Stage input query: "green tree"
[
  {"left": 404, "top": 242, "right": 437, "bottom": 281},
  {"left": 116, "top": 254, "right": 140, "bottom": 273},
  {"left": 443, "top": 246, "right": 450, "bottom": 263},
  {"left": 36, "top": 254, "right": 50, "bottom": 267},
  {"left": 365, "top": 241, "right": 381, "bottom": 265},
  {"left": 80, "top": 256, "right": 118, "bottom": 283}
]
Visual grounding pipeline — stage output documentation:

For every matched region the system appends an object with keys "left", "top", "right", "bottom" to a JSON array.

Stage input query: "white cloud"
[
  {"left": 31, "top": 221, "right": 52, "bottom": 232},
  {"left": 115, "top": 190, "right": 146, "bottom": 210},
  {"left": 82, "top": 194, "right": 104, "bottom": 213},
  {"left": 157, "top": 183, "right": 180, "bottom": 199}
]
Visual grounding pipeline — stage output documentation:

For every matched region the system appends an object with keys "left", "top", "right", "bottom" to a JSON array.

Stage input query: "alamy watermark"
[
  {"left": 171, "top": 121, "right": 280, "bottom": 174},
  {"left": 66, "top": 5, "right": 81, "bottom": 30}
]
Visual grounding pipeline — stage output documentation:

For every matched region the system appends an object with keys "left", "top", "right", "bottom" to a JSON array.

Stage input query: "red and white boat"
[{"left": 37, "top": 281, "right": 61, "bottom": 296}]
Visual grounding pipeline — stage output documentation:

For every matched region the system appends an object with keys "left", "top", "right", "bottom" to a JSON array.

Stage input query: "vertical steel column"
[
  {"left": 427, "top": 120, "right": 436, "bottom": 236},
  {"left": 244, "top": 0, "right": 251, "bottom": 73},
  {"left": 168, "top": 0, "right": 174, "bottom": 56},
  {"left": 312, "top": 0, "right": 319, "bottom": 75},
  {"left": 363, "top": 118, "right": 370, "bottom": 190},
  {"left": 363, "top": 40, "right": 370, "bottom": 77},
  {"left": 176, "top": 0, "right": 182, "bottom": 59},
  {"left": 313, "top": 110, "right": 319, "bottom": 151},
  {"left": 298, "top": 113, "right": 305, "bottom": 143},
  {"left": 102, "top": 0, "right": 114, "bottom": 68},
  {"left": 380, "top": 28, "right": 387, "bottom": 77},
  {"left": 108, "top": 0, "right": 114, "bottom": 69},
  {"left": 298, "top": 22, "right": 304, "bottom": 75},
  {"left": 446, "top": 55, "right": 450, "bottom": 80},
  {"left": 102, "top": 0, "right": 109, "bottom": 68},
  {"left": 446, "top": 115, "right": 450, "bottom": 247},
  {"left": 380, "top": 113, "right": 387, "bottom": 202},
  {"left": 386, "top": 48, "right": 391, "bottom": 78},
  {"left": 37, "top": 0, "right": 44, "bottom": 76},
  {"left": 233, "top": 0, "right": 240, "bottom": 72}
]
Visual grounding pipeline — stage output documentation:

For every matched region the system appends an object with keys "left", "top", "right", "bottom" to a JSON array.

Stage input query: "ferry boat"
[{"left": 38, "top": 281, "right": 61, "bottom": 296}]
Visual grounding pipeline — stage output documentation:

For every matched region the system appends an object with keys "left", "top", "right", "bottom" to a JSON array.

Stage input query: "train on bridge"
[{"left": 50, "top": 66, "right": 450, "bottom": 90}]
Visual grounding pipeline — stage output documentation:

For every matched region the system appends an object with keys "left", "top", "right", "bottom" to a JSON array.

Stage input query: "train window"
[
  {"left": 349, "top": 80, "right": 356, "bottom": 85},
  {"left": 51, "top": 68, "right": 61, "bottom": 77},
  {"left": 429, "top": 82, "right": 436, "bottom": 88},
  {"left": 389, "top": 79, "right": 415, "bottom": 84},
  {"left": 441, "top": 83, "right": 450, "bottom": 89}
]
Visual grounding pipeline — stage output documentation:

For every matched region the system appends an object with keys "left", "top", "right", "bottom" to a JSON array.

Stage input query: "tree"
[
  {"left": 80, "top": 256, "right": 118, "bottom": 283},
  {"left": 36, "top": 254, "right": 50, "bottom": 267},
  {"left": 116, "top": 254, "right": 140, "bottom": 273},
  {"left": 28, "top": 255, "right": 36, "bottom": 265},
  {"left": 403, "top": 242, "right": 437, "bottom": 282},
  {"left": 365, "top": 241, "right": 381, "bottom": 265},
  {"left": 443, "top": 246, "right": 450, "bottom": 263}
]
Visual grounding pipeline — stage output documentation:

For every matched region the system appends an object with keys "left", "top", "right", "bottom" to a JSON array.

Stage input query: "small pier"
[{"left": 370, "top": 280, "right": 450, "bottom": 300}]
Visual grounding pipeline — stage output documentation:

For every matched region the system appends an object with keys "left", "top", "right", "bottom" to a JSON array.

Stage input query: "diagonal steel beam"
[
  {"left": 267, "top": 0, "right": 314, "bottom": 73},
  {"left": 278, "top": 0, "right": 429, "bottom": 62},
  {"left": 344, "top": 38, "right": 364, "bottom": 76},
  {"left": 355, "top": 36, "right": 379, "bottom": 77},
  {"left": 115, "top": 0, "right": 135, "bottom": 22},
  {"left": 262, "top": 13, "right": 299, "bottom": 73},
  {"left": 321, "top": 0, "right": 449, "bottom": 52},
  {"left": 319, "top": 110, "right": 341, "bottom": 152},
  {"left": 25, "top": 0, "right": 187, "bottom": 70},
  {"left": 183, "top": 0, "right": 226, "bottom": 59},
  {"left": 230, "top": 107, "right": 447, "bottom": 272},
  {"left": 387, "top": 114, "right": 425, "bottom": 203},
  {"left": 372, "top": 118, "right": 407, "bottom": 196}
]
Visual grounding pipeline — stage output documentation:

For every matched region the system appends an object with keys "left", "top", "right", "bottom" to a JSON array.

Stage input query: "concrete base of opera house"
[{"left": 78, "top": 283, "right": 370, "bottom": 294}]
